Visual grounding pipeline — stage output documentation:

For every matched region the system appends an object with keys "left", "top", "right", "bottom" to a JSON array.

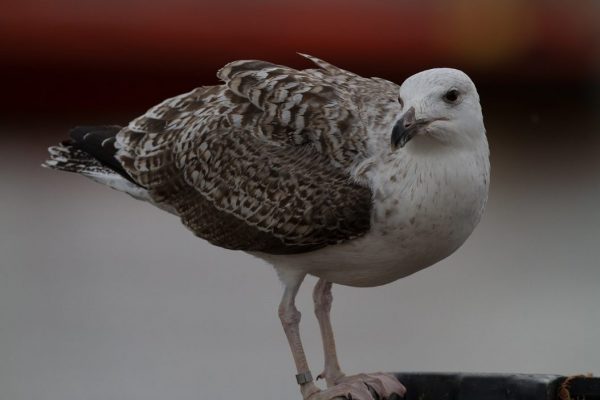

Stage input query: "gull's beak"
[{"left": 391, "top": 107, "right": 429, "bottom": 150}]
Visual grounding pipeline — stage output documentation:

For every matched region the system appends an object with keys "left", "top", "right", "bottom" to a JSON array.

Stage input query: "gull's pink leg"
[
  {"left": 312, "top": 279, "right": 408, "bottom": 399},
  {"left": 278, "top": 274, "right": 320, "bottom": 399},
  {"left": 313, "top": 279, "right": 345, "bottom": 387},
  {"left": 279, "top": 275, "right": 406, "bottom": 400}
]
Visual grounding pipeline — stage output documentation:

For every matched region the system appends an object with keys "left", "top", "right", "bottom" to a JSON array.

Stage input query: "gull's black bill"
[
  {"left": 391, "top": 107, "right": 418, "bottom": 150},
  {"left": 391, "top": 107, "right": 434, "bottom": 150}
]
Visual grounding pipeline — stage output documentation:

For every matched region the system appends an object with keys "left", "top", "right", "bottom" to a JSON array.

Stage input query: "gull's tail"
[
  {"left": 43, "top": 125, "right": 129, "bottom": 176},
  {"left": 43, "top": 126, "right": 151, "bottom": 202}
]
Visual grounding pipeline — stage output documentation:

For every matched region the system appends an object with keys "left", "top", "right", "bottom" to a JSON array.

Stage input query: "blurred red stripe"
[
  {"left": 1, "top": 1, "right": 598, "bottom": 117},
  {"left": 1, "top": 2, "right": 430, "bottom": 66},
  {"left": 1, "top": 0, "right": 597, "bottom": 75}
]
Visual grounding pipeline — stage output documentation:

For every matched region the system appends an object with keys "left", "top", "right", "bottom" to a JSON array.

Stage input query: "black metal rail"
[{"left": 392, "top": 373, "right": 599, "bottom": 400}]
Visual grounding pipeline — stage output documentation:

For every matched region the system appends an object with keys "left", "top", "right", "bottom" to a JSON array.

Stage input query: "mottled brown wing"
[{"left": 115, "top": 56, "right": 390, "bottom": 254}]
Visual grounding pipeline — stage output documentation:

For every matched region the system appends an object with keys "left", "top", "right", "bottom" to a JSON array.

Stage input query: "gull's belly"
[
  {"left": 304, "top": 220, "right": 472, "bottom": 287},
  {"left": 262, "top": 207, "right": 478, "bottom": 288}
]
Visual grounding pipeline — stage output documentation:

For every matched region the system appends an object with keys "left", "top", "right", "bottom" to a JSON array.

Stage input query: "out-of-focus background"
[{"left": 1, "top": 1, "right": 599, "bottom": 399}]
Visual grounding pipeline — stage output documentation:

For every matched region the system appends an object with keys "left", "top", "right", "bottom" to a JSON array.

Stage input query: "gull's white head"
[{"left": 392, "top": 68, "right": 486, "bottom": 152}]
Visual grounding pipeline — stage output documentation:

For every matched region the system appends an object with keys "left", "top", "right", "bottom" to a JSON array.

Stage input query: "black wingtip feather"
[{"left": 68, "top": 125, "right": 136, "bottom": 183}]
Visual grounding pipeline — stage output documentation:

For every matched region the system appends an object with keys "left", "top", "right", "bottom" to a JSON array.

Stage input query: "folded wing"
[{"left": 115, "top": 55, "right": 395, "bottom": 254}]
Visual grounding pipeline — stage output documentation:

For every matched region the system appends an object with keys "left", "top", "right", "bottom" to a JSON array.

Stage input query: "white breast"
[{"left": 261, "top": 145, "right": 490, "bottom": 288}]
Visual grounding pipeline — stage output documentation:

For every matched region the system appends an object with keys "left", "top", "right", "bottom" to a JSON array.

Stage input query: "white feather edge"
[{"left": 43, "top": 162, "right": 178, "bottom": 216}]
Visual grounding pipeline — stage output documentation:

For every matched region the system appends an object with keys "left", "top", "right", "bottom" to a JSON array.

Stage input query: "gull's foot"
[{"left": 306, "top": 373, "right": 406, "bottom": 400}]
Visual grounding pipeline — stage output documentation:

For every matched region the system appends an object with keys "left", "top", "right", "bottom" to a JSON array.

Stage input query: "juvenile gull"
[{"left": 43, "top": 54, "right": 490, "bottom": 400}]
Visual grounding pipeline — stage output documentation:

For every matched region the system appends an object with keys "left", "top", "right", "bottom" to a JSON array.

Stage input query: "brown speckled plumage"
[{"left": 112, "top": 54, "right": 400, "bottom": 254}]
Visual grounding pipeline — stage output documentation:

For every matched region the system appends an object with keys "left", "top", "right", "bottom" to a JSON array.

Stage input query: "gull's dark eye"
[
  {"left": 443, "top": 89, "right": 460, "bottom": 104},
  {"left": 398, "top": 96, "right": 404, "bottom": 108}
]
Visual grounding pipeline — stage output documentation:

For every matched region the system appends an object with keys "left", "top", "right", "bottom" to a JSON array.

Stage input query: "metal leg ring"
[{"left": 296, "top": 371, "right": 314, "bottom": 385}]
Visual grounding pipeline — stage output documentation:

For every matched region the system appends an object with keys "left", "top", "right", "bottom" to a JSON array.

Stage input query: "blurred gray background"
[{"left": 1, "top": 1, "right": 600, "bottom": 399}]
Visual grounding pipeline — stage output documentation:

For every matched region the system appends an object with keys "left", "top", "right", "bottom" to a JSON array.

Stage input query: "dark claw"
[
  {"left": 388, "top": 393, "right": 403, "bottom": 400},
  {"left": 365, "top": 383, "right": 380, "bottom": 400}
]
